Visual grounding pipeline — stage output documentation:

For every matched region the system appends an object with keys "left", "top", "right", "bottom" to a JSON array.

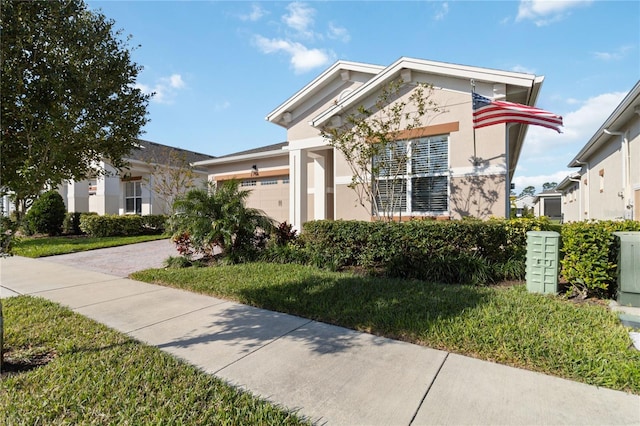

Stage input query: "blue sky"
[{"left": 88, "top": 0, "right": 639, "bottom": 194}]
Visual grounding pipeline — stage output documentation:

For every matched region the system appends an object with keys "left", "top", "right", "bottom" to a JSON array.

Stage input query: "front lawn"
[
  {"left": 0, "top": 296, "right": 308, "bottom": 425},
  {"left": 12, "top": 234, "right": 168, "bottom": 258},
  {"left": 132, "top": 262, "right": 640, "bottom": 394}
]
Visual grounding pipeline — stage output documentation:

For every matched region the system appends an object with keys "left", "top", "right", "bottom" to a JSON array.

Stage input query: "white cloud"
[
  {"left": 327, "top": 22, "right": 350, "bottom": 43},
  {"left": 524, "top": 91, "right": 627, "bottom": 154},
  {"left": 283, "top": 2, "right": 315, "bottom": 35},
  {"left": 514, "top": 90, "right": 627, "bottom": 193},
  {"left": 511, "top": 64, "right": 536, "bottom": 74},
  {"left": 516, "top": 0, "right": 593, "bottom": 26},
  {"left": 167, "top": 74, "right": 185, "bottom": 89},
  {"left": 592, "top": 45, "right": 634, "bottom": 61},
  {"left": 512, "top": 171, "right": 571, "bottom": 194},
  {"left": 135, "top": 73, "right": 187, "bottom": 104},
  {"left": 240, "top": 3, "right": 266, "bottom": 22},
  {"left": 254, "top": 35, "right": 332, "bottom": 74},
  {"left": 434, "top": 2, "right": 449, "bottom": 21}
]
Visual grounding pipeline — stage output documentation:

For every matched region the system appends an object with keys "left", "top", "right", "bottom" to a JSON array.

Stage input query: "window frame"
[
  {"left": 124, "top": 180, "right": 142, "bottom": 215},
  {"left": 373, "top": 134, "right": 449, "bottom": 217}
]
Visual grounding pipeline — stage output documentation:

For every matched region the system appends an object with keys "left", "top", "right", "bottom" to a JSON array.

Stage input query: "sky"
[{"left": 87, "top": 0, "right": 639, "bottom": 195}]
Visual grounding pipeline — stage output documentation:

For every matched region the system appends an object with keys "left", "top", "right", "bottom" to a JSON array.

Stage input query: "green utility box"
[
  {"left": 613, "top": 232, "right": 640, "bottom": 307},
  {"left": 526, "top": 231, "right": 560, "bottom": 294}
]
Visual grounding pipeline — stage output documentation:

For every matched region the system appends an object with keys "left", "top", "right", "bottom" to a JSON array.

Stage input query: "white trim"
[
  {"left": 450, "top": 165, "right": 507, "bottom": 177},
  {"left": 193, "top": 148, "right": 287, "bottom": 166},
  {"left": 287, "top": 136, "right": 330, "bottom": 151},
  {"left": 312, "top": 57, "right": 540, "bottom": 128},
  {"left": 266, "top": 61, "right": 385, "bottom": 126}
]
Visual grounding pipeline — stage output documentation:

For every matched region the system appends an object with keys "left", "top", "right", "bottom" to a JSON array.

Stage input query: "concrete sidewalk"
[{"left": 1, "top": 255, "right": 639, "bottom": 425}]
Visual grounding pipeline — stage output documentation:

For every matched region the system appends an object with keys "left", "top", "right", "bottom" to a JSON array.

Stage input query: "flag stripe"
[{"left": 472, "top": 92, "right": 563, "bottom": 133}]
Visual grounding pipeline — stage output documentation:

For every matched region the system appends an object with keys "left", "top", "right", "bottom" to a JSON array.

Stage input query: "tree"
[
  {"left": 142, "top": 147, "right": 199, "bottom": 215},
  {"left": 1, "top": 0, "right": 151, "bottom": 217},
  {"left": 519, "top": 186, "right": 536, "bottom": 197},
  {"left": 320, "top": 79, "right": 440, "bottom": 220},
  {"left": 542, "top": 182, "right": 557, "bottom": 191},
  {"left": 169, "top": 180, "right": 275, "bottom": 263}
]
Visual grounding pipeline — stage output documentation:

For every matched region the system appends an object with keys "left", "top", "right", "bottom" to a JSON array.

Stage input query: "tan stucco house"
[
  {"left": 532, "top": 190, "right": 562, "bottom": 221},
  {"left": 557, "top": 80, "right": 639, "bottom": 222},
  {"left": 59, "top": 139, "right": 213, "bottom": 215},
  {"left": 196, "top": 57, "right": 548, "bottom": 229}
]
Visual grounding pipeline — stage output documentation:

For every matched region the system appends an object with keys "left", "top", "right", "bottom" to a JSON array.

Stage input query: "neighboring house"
[
  {"left": 514, "top": 195, "right": 535, "bottom": 217},
  {"left": 532, "top": 190, "right": 562, "bottom": 221},
  {"left": 59, "top": 139, "right": 214, "bottom": 215},
  {"left": 197, "top": 57, "right": 547, "bottom": 230},
  {"left": 558, "top": 80, "right": 639, "bottom": 221}
]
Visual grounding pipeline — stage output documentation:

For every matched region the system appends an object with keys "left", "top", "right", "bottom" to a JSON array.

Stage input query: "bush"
[
  {"left": 0, "top": 215, "right": 18, "bottom": 256},
  {"left": 80, "top": 214, "right": 165, "bottom": 237},
  {"left": 24, "top": 191, "right": 67, "bottom": 236},
  {"left": 560, "top": 220, "right": 640, "bottom": 298},
  {"left": 301, "top": 218, "right": 552, "bottom": 284},
  {"left": 63, "top": 212, "right": 82, "bottom": 235}
]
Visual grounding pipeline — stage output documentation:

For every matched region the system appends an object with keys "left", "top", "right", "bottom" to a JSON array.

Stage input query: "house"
[
  {"left": 196, "top": 57, "right": 548, "bottom": 230},
  {"left": 557, "top": 80, "right": 639, "bottom": 221},
  {"left": 514, "top": 194, "right": 535, "bottom": 217},
  {"left": 531, "top": 190, "right": 562, "bottom": 221},
  {"left": 59, "top": 139, "right": 214, "bottom": 215}
]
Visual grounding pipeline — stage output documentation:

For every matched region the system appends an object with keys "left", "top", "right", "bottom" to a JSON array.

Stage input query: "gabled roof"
[
  {"left": 127, "top": 139, "right": 215, "bottom": 164},
  {"left": 310, "top": 57, "right": 544, "bottom": 128},
  {"left": 568, "top": 80, "right": 640, "bottom": 168},
  {"left": 533, "top": 189, "right": 561, "bottom": 203},
  {"left": 556, "top": 172, "right": 581, "bottom": 191},
  {"left": 266, "top": 60, "right": 385, "bottom": 127},
  {"left": 193, "top": 142, "right": 288, "bottom": 166}
]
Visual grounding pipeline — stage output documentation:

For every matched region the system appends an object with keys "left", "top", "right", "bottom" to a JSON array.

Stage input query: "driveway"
[{"left": 43, "top": 239, "right": 178, "bottom": 277}]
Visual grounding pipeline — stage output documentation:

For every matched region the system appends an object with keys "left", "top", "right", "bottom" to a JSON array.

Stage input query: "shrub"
[
  {"left": 301, "top": 218, "right": 552, "bottom": 284},
  {"left": 0, "top": 215, "right": 18, "bottom": 256},
  {"left": 169, "top": 181, "right": 275, "bottom": 263},
  {"left": 142, "top": 215, "right": 168, "bottom": 233},
  {"left": 63, "top": 212, "right": 83, "bottom": 235},
  {"left": 560, "top": 220, "right": 640, "bottom": 298},
  {"left": 79, "top": 214, "right": 164, "bottom": 237},
  {"left": 24, "top": 191, "right": 67, "bottom": 236}
]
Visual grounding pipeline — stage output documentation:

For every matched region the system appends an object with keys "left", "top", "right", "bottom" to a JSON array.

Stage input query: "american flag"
[{"left": 472, "top": 92, "right": 563, "bottom": 133}]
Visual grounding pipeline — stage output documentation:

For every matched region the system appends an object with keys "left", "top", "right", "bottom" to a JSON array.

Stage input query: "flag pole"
[{"left": 470, "top": 79, "right": 477, "bottom": 165}]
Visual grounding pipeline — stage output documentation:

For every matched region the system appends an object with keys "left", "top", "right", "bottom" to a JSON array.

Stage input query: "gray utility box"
[
  {"left": 526, "top": 231, "right": 561, "bottom": 295},
  {"left": 613, "top": 232, "right": 640, "bottom": 307}
]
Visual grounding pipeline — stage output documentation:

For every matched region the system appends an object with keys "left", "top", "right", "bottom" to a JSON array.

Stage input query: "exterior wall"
[
  {"left": 334, "top": 183, "right": 370, "bottom": 221},
  {"left": 287, "top": 79, "right": 367, "bottom": 141},
  {"left": 207, "top": 155, "right": 290, "bottom": 223},
  {"left": 327, "top": 85, "right": 509, "bottom": 221},
  {"left": 560, "top": 180, "right": 581, "bottom": 222},
  {"left": 584, "top": 137, "right": 626, "bottom": 220}
]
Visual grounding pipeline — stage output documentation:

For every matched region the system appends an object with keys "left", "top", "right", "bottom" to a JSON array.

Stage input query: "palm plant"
[{"left": 169, "top": 180, "right": 275, "bottom": 263}]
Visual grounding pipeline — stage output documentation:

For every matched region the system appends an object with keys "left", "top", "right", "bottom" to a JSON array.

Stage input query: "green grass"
[
  {"left": 0, "top": 296, "right": 308, "bottom": 425},
  {"left": 12, "top": 234, "right": 168, "bottom": 258},
  {"left": 132, "top": 262, "right": 640, "bottom": 394}
]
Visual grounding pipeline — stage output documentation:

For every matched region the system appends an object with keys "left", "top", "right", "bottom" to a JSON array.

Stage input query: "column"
[{"left": 289, "top": 148, "right": 308, "bottom": 231}]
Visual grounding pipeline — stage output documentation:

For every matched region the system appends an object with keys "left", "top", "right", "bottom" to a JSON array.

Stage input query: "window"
[
  {"left": 241, "top": 180, "right": 257, "bottom": 187},
  {"left": 125, "top": 181, "right": 142, "bottom": 214},
  {"left": 261, "top": 179, "right": 278, "bottom": 186},
  {"left": 373, "top": 135, "right": 449, "bottom": 215},
  {"left": 282, "top": 178, "right": 290, "bottom": 184}
]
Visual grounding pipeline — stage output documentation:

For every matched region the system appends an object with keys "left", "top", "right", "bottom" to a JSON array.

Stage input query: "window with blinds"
[{"left": 373, "top": 135, "right": 449, "bottom": 215}]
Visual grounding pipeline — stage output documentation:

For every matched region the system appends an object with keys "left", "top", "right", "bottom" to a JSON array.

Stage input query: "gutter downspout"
[{"left": 604, "top": 129, "right": 628, "bottom": 217}]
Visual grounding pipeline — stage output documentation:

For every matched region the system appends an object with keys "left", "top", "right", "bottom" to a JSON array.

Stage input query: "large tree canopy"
[{"left": 1, "top": 0, "right": 150, "bottom": 213}]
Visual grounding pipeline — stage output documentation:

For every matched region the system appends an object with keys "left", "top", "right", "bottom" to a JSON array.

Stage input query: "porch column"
[
  {"left": 312, "top": 153, "right": 326, "bottom": 220},
  {"left": 289, "top": 148, "right": 308, "bottom": 231}
]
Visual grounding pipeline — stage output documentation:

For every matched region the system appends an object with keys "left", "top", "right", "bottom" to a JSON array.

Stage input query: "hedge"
[
  {"left": 560, "top": 220, "right": 640, "bottom": 298},
  {"left": 79, "top": 214, "right": 167, "bottom": 237},
  {"left": 301, "top": 217, "right": 553, "bottom": 285}
]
